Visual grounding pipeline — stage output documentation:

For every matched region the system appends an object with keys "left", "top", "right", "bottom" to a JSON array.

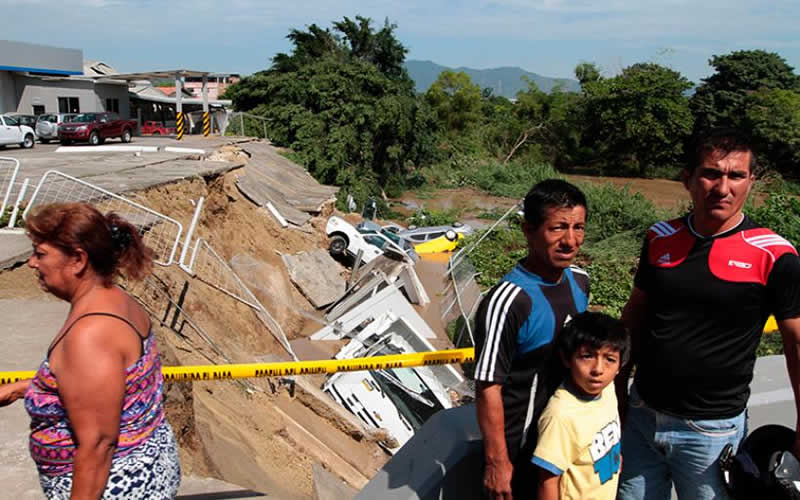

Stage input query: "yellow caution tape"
[{"left": 0, "top": 348, "right": 475, "bottom": 385}]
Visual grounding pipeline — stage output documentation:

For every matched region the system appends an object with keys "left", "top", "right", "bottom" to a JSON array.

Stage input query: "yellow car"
[{"left": 413, "top": 230, "right": 463, "bottom": 254}]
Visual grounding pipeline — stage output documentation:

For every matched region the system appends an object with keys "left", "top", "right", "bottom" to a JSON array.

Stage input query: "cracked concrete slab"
[
  {"left": 282, "top": 250, "right": 346, "bottom": 309},
  {"left": 0, "top": 232, "right": 32, "bottom": 270}
]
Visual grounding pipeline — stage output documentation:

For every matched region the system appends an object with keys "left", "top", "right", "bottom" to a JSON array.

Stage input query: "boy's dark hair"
[
  {"left": 523, "top": 179, "right": 587, "bottom": 230},
  {"left": 557, "top": 311, "right": 630, "bottom": 366},
  {"left": 685, "top": 127, "right": 757, "bottom": 175}
]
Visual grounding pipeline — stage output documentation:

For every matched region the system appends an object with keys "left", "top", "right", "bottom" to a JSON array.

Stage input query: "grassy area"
[
  {"left": 757, "top": 332, "right": 784, "bottom": 357},
  {"left": 419, "top": 156, "right": 562, "bottom": 199}
]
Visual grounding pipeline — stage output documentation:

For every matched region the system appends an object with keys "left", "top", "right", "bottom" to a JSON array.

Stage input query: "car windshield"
[
  {"left": 3, "top": 116, "right": 18, "bottom": 126},
  {"left": 380, "top": 228, "right": 403, "bottom": 244},
  {"left": 63, "top": 115, "right": 76, "bottom": 123},
  {"left": 363, "top": 234, "right": 388, "bottom": 249},
  {"left": 72, "top": 113, "right": 97, "bottom": 123}
]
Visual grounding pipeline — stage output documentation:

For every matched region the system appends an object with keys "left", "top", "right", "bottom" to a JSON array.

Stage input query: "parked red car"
[
  {"left": 140, "top": 121, "right": 176, "bottom": 136},
  {"left": 58, "top": 112, "right": 137, "bottom": 145}
]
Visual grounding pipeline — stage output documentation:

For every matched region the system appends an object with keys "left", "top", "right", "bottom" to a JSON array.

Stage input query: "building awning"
[
  {"left": 130, "top": 85, "right": 231, "bottom": 106},
  {"left": 101, "top": 70, "right": 213, "bottom": 81}
]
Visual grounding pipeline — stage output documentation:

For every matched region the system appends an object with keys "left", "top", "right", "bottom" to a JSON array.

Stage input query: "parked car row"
[{"left": 0, "top": 113, "right": 177, "bottom": 149}]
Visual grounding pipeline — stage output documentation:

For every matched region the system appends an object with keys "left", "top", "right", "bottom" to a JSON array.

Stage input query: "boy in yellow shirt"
[{"left": 532, "top": 312, "right": 629, "bottom": 500}]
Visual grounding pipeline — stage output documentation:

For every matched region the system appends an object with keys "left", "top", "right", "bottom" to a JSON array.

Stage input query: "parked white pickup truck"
[{"left": 0, "top": 115, "right": 36, "bottom": 149}]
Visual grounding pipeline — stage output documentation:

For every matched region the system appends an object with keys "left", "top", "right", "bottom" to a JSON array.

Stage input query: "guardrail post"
[
  {"left": 179, "top": 196, "right": 204, "bottom": 272},
  {"left": 8, "top": 177, "right": 29, "bottom": 228}
]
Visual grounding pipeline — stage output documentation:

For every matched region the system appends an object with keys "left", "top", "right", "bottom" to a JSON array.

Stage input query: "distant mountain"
[{"left": 405, "top": 60, "right": 581, "bottom": 98}]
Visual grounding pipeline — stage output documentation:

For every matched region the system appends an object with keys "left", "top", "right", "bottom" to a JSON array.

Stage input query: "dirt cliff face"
[
  {"left": 127, "top": 169, "right": 388, "bottom": 498},
  {"left": 0, "top": 155, "right": 387, "bottom": 498}
]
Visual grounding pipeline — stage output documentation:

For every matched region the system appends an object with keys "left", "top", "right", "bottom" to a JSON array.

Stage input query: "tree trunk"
[
  {"left": 504, "top": 131, "right": 529, "bottom": 164},
  {"left": 503, "top": 123, "right": 548, "bottom": 165}
]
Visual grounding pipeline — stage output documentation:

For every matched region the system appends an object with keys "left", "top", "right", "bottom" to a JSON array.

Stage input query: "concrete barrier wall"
[{"left": 359, "top": 355, "right": 796, "bottom": 499}]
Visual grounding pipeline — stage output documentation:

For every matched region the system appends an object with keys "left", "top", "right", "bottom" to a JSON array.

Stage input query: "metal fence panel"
[
  {"left": 22, "top": 170, "right": 184, "bottom": 266},
  {"left": 188, "top": 239, "right": 297, "bottom": 360}
]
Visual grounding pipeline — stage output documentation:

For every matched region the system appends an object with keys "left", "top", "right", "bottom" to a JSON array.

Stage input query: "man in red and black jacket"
[{"left": 617, "top": 128, "right": 800, "bottom": 500}]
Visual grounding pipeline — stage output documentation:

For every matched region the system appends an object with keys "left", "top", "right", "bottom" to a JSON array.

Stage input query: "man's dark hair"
[
  {"left": 523, "top": 179, "right": 587, "bottom": 229},
  {"left": 685, "top": 127, "right": 757, "bottom": 174},
  {"left": 557, "top": 311, "right": 630, "bottom": 366}
]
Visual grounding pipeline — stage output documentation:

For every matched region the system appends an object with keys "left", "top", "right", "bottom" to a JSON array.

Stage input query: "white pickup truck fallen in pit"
[{"left": 326, "top": 216, "right": 417, "bottom": 264}]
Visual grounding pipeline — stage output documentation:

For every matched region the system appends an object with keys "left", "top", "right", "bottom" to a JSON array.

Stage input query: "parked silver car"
[{"left": 35, "top": 113, "right": 77, "bottom": 143}]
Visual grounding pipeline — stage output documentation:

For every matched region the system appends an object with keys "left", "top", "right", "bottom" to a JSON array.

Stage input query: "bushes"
[
  {"left": 579, "top": 183, "right": 664, "bottom": 244},
  {"left": 458, "top": 225, "right": 527, "bottom": 288},
  {"left": 748, "top": 193, "right": 800, "bottom": 247},
  {"left": 420, "top": 157, "right": 562, "bottom": 198},
  {"left": 407, "top": 208, "right": 461, "bottom": 227},
  {"left": 462, "top": 180, "right": 670, "bottom": 315}
]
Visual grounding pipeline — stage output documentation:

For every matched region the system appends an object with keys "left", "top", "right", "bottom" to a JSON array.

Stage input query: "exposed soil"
[
  {"left": 122, "top": 169, "right": 388, "bottom": 497},
  {"left": 395, "top": 177, "right": 690, "bottom": 219},
  {"left": 565, "top": 174, "right": 688, "bottom": 210},
  {"left": 0, "top": 153, "right": 389, "bottom": 498}
]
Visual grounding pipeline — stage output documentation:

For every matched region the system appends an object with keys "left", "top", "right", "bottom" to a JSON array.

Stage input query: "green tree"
[
  {"left": 691, "top": 50, "right": 800, "bottom": 131},
  {"left": 425, "top": 70, "right": 483, "bottom": 132},
  {"left": 223, "top": 17, "right": 436, "bottom": 208},
  {"left": 582, "top": 63, "right": 693, "bottom": 176},
  {"left": 690, "top": 50, "right": 800, "bottom": 174},
  {"left": 575, "top": 61, "right": 601, "bottom": 87},
  {"left": 333, "top": 16, "right": 409, "bottom": 81},
  {"left": 743, "top": 89, "right": 800, "bottom": 173}
]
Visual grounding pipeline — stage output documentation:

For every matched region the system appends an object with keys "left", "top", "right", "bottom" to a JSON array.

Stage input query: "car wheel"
[
  {"left": 121, "top": 129, "right": 132, "bottom": 143},
  {"left": 21, "top": 134, "right": 34, "bottom": 149},
  {"left": 40, "top": 138, "right": 50, "bottom": 144},
  {"left": 89, "top": 132, "right": 100, "bottom": 146},
  {"left": 445, "top": 230, "right": 458, "bottom": 241},
  {"left": 152, "top": 131, "right": 161, "bottom": 136},
  {"left": 328, "top": 235, "right": 348, "bottom": 256}
]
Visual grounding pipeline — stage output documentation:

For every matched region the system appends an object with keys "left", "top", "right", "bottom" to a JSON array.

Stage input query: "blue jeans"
[{"left": 617, "top": 386, "right": 746, "bottom": 500}]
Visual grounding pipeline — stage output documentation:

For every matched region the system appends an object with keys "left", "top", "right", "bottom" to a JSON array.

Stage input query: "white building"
[{"left": 0, "top": 40, "right": 129, "bottom": 117}]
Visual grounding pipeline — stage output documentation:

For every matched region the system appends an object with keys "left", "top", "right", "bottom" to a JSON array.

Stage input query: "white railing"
[
  {"left": 0, "top": 157, "right": 20, "bottom": 217},
  {"left": 185, "top": 238, "right": 297, "bottom": 360},
  {"left": 23, "top": 170, "right": 184, "bottom": 266}
]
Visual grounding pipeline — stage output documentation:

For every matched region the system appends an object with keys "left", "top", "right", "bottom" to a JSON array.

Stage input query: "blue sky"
[{"left": 2, "top": 0, "right": 798, "bottom": 85}]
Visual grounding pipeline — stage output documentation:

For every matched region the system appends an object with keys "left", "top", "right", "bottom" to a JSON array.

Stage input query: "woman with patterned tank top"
[{"left": 0, "top": 202, "right": 180, "bottom": 499}]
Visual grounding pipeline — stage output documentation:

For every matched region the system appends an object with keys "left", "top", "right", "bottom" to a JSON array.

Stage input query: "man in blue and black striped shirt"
[{"left": 475, "top": 179, "right": 590, "bottom": 499}]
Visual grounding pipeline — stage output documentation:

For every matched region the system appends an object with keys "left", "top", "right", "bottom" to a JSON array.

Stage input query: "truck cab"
[{"left": 0, "top": 115, "right": 36, "bottom": 149}]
